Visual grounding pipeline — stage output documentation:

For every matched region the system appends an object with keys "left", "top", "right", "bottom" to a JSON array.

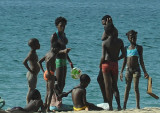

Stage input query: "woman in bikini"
[
  {"left": 50, "top": 17, "right": 73, "bottom": 93},
  {"left": 120, "top": 30, "right": 149, "bottom": 109}
]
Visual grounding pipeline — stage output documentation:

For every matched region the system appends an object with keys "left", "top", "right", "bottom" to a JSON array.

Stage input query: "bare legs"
[
  {"left": 97, "top": 68, "right": 107, "bottom": 103},
  {"left": 45, "top": 77, "right": 55, "bottom": 111},
  {"left": 103, "top": 72, "right": 113, "bottom": 110},
  {"left": 111, "top": 74, "right": 121, "bottom": 110},
  {"left": 123, "top": 75, "right": 140, "bottom": 109},
  {"left": 26, "top": 88, "right": 34, "bottom": 104},
  {"left": 56, "top": 66, "right": 67, "bottom": 93}
]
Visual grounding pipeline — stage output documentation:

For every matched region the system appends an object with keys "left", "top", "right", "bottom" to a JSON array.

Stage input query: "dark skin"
[
  {"left": 100, "top": 28, "right": 125, "bottom": 110},
  {"left": 98, "top": 17, "right": 116, "bottom": 103},
  {"left": 38, "top": 48, "right": 70, "bottom": 111},
  {"left": 98, "top": 16, "right": 124, "bottom": 110},
  {"left": 120, "top": 32, "right": 149, "bottom": 109},
  {"left": 51, "top": 21, "right": 73, "bottom": 93},
  {"left": 8, "top": 91, "right": 45, "bottom": 112},
  {"left": 24, "top": 96, "right": 44, "bottom": 112},
  {"left": 71, "top": 83, "right": 103, "bottom": 111},
  {"left": 23, "top": 39, "right": 40, "bottom": 104}
]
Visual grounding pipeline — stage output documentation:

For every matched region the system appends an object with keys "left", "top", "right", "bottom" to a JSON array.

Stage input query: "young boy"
[
  {"left": 50, "top": 17, "right": 73, "bottom": 93},
  {"left": 38, "top": 43, "right": 70, "bottom": 111},
  {"left": 100, "top": 23, "right": 125, "bottom": 110},
  {"left": 120, "top": 30, "right": 149, "bottom": 109},
  {"left": 8, "top": 89, "right": 45, "bottom": 112},
  {"left": 70, "top": 74, "right": 103, "bottom": 111},
  {"left": 23, "top": 38, "right": 40, "bottom": 104}
]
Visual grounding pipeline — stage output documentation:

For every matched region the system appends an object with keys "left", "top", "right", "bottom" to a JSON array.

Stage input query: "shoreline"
[{"left": 1, "top": 107, "right": 160, "bottom": 113}]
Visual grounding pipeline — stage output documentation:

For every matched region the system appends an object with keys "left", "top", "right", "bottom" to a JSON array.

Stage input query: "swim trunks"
[
  {"left": 56, "top": 59, "right": 67, "bottom": 68},
  {"left": 73, "top": 106, "right": 88, "bottom": 111},
  {"left": 26, "top": 71, "right": 38, "bottom": 89},
  {"left": 102, "top": 61, "right": 118, "bottom": 75},
  {"left": 43, "top": 70, "right": 54, "bottom": 81}
]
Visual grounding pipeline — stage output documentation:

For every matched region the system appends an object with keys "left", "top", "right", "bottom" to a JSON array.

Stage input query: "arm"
[
  {"left": 50, "top": 33, "right": 58, "bottom": 48},
  {"left": 119, "top": 46, "right": 127, "bottom": 81},
  {"left": 38, "top": 100, "right": 45, "bottom": 112},
  {"left": 120, "top": 56, "right": 127, "bottom": 81},
  {"left": 118, "top": 40, "right": 126, "bottom": 60},
  {"left": 23, "top": 53, "right": 33, "bottom": 74},
  {"left": 82, "top": 89, "right": 88, "bottom": 106},
  {"left": 38, "top": 57, "right": 45, "bottom": 73},
  {"left": 67, "top": 54, "right": 74, "bottom": 68},
  {"left": 99, "top": 42, "right": 106, "bottom": 68},
  {"left": 138, "top": 46, "right": 149, "bottom": 79}
]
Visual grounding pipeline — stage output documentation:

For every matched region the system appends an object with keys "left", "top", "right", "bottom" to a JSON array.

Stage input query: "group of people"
[
  {"left": 8, "top": 15, "right": 149, "bottom": 112},
  {"left": 97, "top": 15, "right": 149, "bottom": 110}
]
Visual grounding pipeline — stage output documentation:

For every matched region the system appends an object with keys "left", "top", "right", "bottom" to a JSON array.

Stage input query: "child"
[
  {"left": 38, "top": 43, "right": 70, "bottom": 111},
  {"left": 23, "top": 38, "right": 40, "bottom": 104},
  {"left": 49, "top": 81, "right": 73, "bottom": 112},
  {"left": 64, "top": 74, "right": 103, "bottom": 111},
  {"left": 120, "top": 30, "right": 149, "bottom": 109},
  {"left": 50, "top": 17, "right": 73, "bottom": 93},
  {"left": 8, "top": 89, "right": 44, "bottom": 112},
  {"left": 100, "top": 23, "right": 125, "bottom": 110}
]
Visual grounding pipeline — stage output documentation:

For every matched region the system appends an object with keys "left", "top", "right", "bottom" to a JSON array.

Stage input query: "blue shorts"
[{"left": 50, "top": 104, "right": 73, "bottom": 111}]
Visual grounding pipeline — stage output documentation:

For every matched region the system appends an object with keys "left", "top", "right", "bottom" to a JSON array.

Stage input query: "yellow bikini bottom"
[{"left": 73, "top": 106, "right": 88, "bottom": 111}]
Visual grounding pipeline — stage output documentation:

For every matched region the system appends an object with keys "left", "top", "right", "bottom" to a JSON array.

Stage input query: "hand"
[
  {"left": 59, "top": 92, "right": 68, "bottom": 98},
  {"left": 144, "top": 73, "right": 149, "bottom": 79},
  {"left": 64, "top": 48, "right": 71, "bottom": 53},
  {"left": 120, "top": 73, "right": 123, "bottom": 81},
  {"left": 30, "top": 70, "right": 35, "bottom": 75}
]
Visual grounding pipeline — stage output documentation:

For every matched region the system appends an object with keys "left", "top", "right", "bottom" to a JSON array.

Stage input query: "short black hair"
[
  {"left": 55, "top": 17, "right": 67, "bottom": 26},
  {"left": 30, "top": 89, "right": 41, "bottom": 100},
  {"left": 28, "top": 38, "right": 39, "bottom": 48},
  {"left": 80, "top": 74, "right": 91, "bottom": 84},
  {"left": 126, "top": 30, "right": 137, "bottom": 36},
  {"left": 102, "top": 15, "right": 112, "bottom": 21}
]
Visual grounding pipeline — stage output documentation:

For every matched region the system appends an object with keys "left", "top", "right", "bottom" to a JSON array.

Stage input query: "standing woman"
[{"left": 51, "top": 17, "right": 73, "bottom": 92}]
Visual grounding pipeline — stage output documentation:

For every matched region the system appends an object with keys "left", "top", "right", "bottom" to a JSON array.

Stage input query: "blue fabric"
[
  {"left": 50, "top": 104, "right": 73, "bottom": 111},
  {"left": 127, "top": 46, "right": 139, "bottom": 57}
]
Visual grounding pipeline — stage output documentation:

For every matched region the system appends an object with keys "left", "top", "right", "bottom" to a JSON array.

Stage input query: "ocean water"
[{"left": 0, "top": 0, "right": 160, "bottom": 110}]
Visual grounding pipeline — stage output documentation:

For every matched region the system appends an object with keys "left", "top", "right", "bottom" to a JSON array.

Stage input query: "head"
[
  {"left": 55, "top": 17, "right": 67, "bottom": 33},
  {"left": 102, "top": 15, "right": 112, "bottom": 25},
  {"left": 28, "top": 38, "right": 40, "bottom": 50},
  {"left": 80, "top": 74, "right": 91, "bottom": 88},
  {"left": 126, "top": 30, "right": 138, "bottom": 45},
  {"left": 30, "top": 89, "right": 41, "bottom": 100}
]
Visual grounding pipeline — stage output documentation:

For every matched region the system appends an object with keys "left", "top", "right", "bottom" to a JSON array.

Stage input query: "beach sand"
[
  {"left": 1, "top": 107, "right": 160, "bottom": 113},
  {"left": 59, "top": 107, "right": 160, "bottom": 113}
]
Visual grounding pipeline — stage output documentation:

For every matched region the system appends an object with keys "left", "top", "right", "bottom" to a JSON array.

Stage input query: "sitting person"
[
  {"left": 7, "top": 89, "right": 44, "bottom": 112},
  {"left": 49, "top": 81, "right": 73, "bottom": 112},
  {"left": 62, "top": 74, "right": 104, "bottom": 111}
]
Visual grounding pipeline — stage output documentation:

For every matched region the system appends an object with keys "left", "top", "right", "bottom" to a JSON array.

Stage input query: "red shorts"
[
  {"left": 102, "top": 61, "right": 118, "bottom": 75},
  {"left": 44, "top": 70, "right": 54, "bottom": 81}
]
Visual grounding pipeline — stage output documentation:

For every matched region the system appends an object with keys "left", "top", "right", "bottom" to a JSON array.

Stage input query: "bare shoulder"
[
  {"left": 136, "top": 44, "right": 143, "bottom": 50},
  {"left": 51, "top": 32, "right": 58, "bottom": 41},
  {"left": 117, "top": 38, "right": 124, "bottom": 43}
]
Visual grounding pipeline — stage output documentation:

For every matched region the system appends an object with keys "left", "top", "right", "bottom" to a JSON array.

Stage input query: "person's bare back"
[{"left": 72, "top": 86, "right": 86, "bottom": 108}]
